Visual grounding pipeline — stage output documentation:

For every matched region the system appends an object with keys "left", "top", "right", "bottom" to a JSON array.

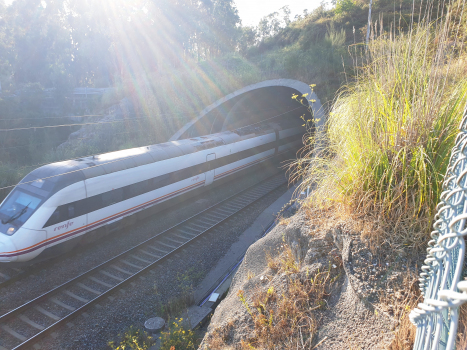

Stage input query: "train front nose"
[{"left": 0, "top": 236, "right": 18, "bottom": 263}]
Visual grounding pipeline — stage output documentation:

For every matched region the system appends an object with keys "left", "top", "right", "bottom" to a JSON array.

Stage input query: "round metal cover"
[{"left": 144, "top": 317, "right": 165, "bottom": 332}]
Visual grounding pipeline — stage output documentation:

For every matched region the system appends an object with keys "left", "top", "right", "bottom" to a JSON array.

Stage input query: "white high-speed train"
[{"left": 0, "top": 120, "right": 303, "bottom": 263}]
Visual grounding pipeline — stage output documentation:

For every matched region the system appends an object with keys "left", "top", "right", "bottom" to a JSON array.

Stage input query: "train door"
[{"left": 205, "top": 153, "right": 216, "bottom": 186}]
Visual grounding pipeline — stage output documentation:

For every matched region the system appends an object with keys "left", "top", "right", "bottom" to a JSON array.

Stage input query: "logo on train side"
[
  {"left": 54, "top": 221, "right": 74, "bottom": 231},
  {"left": 192, "top": 176, "right": 200, "bottom": 182}
]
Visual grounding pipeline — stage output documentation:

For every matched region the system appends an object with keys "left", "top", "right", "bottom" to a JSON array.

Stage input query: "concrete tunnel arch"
[{"left": 170, "top": 79, "right": 325, "bottom": 141}]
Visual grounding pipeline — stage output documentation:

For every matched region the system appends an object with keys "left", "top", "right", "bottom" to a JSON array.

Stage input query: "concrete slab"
[
  {"left": 182, "top": 305, "right": 213, "bottom": 330},
  {"left": 194, "top": 184, "right": 298, "bottom": 303}
]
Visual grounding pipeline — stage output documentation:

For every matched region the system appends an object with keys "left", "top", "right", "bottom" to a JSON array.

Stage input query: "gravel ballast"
[{"left": 0, "top": 170, "right": 290, "bottom": 349}]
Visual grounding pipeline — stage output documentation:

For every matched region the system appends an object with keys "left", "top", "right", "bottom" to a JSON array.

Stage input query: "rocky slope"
[{"left": 200, "top": 207, "right": 421, "bottom": 349}]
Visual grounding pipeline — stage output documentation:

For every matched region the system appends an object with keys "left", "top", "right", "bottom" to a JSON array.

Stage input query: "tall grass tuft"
[{"left": 293, "top": 4, "right": 467, "bottom": 250}]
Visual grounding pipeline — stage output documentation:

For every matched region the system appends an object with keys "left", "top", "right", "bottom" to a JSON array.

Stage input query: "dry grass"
[
  {"left": 155, "top": 290, "right": 195, "bottom": 321},
  {"left": 204, "top": 241, "right": 342, "bottom": 350},
  {"left": 247, "top": 271, "right": 255, "bottom": 280},
  {"left": 384, "top": 273, "right": 421, "bottom": 349},
  {"left": 290, "top": 3, "right": 467, "bottom": 252},
  {"left": 456, "top": 304, "right": 467, "bottom": 348}
]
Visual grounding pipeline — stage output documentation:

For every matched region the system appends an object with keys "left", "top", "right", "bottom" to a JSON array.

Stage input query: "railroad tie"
[
  {"left": 1, "top": 324, "right": 27, "bottom": 341},
  {"left": 147, "top": 245, "right": 170, "bottom": 254},
  {"left": 130, "top": 254, "right": 153, "bottom": 264},
  {"left": 110, "top": 265, "right": 133, "bottom": 275},
  {"left": 170, "top": 232, "right": 191, "bottom": 240},
  {"left": 50, "top": 297, "right": 76, "bottom": 311},
  {"left": 88, "top": 276, "right": 114, "bottom": 288},
  {"left": 99, "top": 270, "right": 124, "bottom": 281},
  {"left": 18, "top": 315, "right": 45, "bottom": 331},
  {"left": 121, "top": 260, "right": 144, "bottom": 269},
  {"left": 157, "top": 241, "right": 178, "bottom": 250},
  {"left": 139, "top": 250, "right": 160, "bottom": 259},
  {"left": 165, "top": 237, "right": 185, "bottom": 245},
  {"left": 34, "top": 306, "right": 60, "bottom": 321},
  {"left": 176, "top": 228, "right": 197, "bottom": 236},
  {"left": 77, "top": 282, "right": 102, "bottom": 295},
  {"left": 64, "top": 290, "right": 89, "bottom": 303}
]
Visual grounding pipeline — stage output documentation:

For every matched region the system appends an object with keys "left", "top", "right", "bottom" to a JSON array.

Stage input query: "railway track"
[{"left": 0, "top": 174, "right": 287, "bottom": 350}]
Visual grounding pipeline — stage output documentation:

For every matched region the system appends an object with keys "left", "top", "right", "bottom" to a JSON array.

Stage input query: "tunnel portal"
[{"left": 170, "top": 79, "right": 323, "bottom": 140}]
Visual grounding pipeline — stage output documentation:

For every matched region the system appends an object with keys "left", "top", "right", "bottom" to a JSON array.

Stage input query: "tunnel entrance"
[{"left": 170, "top": 79, "right": 322, "bottom": 141}]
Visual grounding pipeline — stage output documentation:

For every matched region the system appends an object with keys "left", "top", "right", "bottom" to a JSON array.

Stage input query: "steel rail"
[
  {"left": 0, "top": 174, "right": 287, "bottom": 350},
  {"left": 0, "top": 172, "right": 271, "bottom": 288}
]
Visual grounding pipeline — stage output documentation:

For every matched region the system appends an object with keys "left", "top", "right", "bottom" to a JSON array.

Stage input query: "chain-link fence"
[{"left": 410, "top": 103, "right": 467, "bottom": 350}]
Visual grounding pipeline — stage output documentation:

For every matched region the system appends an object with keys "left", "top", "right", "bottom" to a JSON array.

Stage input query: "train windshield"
[{"left": 0, "top": 190, "right": 42, "bottom": 228}]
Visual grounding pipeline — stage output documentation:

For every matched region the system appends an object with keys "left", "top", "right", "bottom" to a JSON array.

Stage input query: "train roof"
[{"left": 15, "top": 124, "right": 277, "bottom": 199}]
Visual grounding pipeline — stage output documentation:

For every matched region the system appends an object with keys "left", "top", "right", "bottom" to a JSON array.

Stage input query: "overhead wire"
[
  {"left": 0, "top": 104, "right": 303, "bottom": 131},
  {"left": 0, "top": 113, "right": 195, "bottom": 130},
  {"left": 0, "top": 116, "right": 155, "bottom": 132},
  {"left": 0, "top": 104, "right": 310, "bottom": 193},
  {"left": 0, "top": 115, "right": 104, "bottom": 122}
]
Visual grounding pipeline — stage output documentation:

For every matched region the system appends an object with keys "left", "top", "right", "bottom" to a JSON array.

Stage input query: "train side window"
[
  {"left": 114, "top": 188, "right": 123, "bottom": 203},
  {"left": 44, "top": 209, "right": 61, "bottom": 227},
  {"left": 84, "top": 195, "right": 102, "bottom": 213},
  {"left": 169, "top": 172, "right": 179, "bottom": 184},
  {"left": 102, "top": 188, "right": 123, "bottom": 207},
  {"left": 152, "top": 174, "right": 170, "bottom": 189},
  {"left": 123, "top": 185, "right": 132, "bottom": 200},
  {"left": 130, "top": 182, "right": 148, "bottom": 197},
  {"left": 44, "top": 206, "right": 68, "bottom": 227},
  {"left": 68, "top": 204, "right": 75, "bottom": 219},
  {"left": 101, "top": 192, "right": 113, "bottom": 207},
  {"left": 196, "top": 164, "right": 206, "bottom": 174}
]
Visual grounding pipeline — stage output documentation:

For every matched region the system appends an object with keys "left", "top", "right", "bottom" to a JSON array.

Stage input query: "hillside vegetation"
[
  {"left": 0, "top": 0, "right": 456, "bottom": 198},
  {"left": 111, "top": 0, "right": 467, "bottom": 348},
  {"left": 294, "top": 0, "right": 467, "bottom": 250}
]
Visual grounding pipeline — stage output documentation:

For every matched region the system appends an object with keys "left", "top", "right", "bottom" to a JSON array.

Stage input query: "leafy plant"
[
  {"left": 291, "top": 14, "right": 467, "bottom": 250},
  {"left": 159, "top": 318, "right": 198, "bottom": 350},
  {"left": 108, "top": 326, "right": 153, "bottom": 350}
]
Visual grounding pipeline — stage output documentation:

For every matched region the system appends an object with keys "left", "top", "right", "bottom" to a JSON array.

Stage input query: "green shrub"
[
  {"left": 293, "top": 17, "right": 467, "bottom": 249},
  {"left": 334, "top": 0, "right": 357, "bottom": 15},
  {"left": 159, "top": 318, "right": 198, "bottom": 350},
  {"left": 108, "top": 326, "right": 153, "bottom": 350}
]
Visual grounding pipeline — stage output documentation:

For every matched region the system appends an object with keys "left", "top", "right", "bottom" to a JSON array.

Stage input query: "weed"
[
  {"left": 108, "top": 326, "right": 153, "bottom": 350},
  {"left": 159, "top": 318, "right": 198, "bottom": 350},
  {"left": 230, "top": 255, "right": 342, "bottom": 349},
  {"left": 291, "top": 12, "right": 467, "bottom": 251},
  {"left": 156, "top": 291, "right": 195, "bottom": 321},
  {"left": 277, "top": 244, "right": 300, "bottom": 274},
  {"left": 382, "top": 270, "right": 420, "bottom": 349},
  {"left": 266, "top": 250, "right": 280, "bottom": 272}
]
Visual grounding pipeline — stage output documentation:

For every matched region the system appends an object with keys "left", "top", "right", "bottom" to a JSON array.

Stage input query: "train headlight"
[{"left": 6, "top": 227, "right": 15, "bottom": 235}]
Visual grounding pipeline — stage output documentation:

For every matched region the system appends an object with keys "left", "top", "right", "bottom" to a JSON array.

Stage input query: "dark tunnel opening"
[{"left": 179, "top": 86, "right": 312, "bottom": 139}]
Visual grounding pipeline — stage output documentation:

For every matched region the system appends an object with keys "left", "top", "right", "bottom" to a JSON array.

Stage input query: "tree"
[
  {"left": 280, "top": 5, "right": 291, "bottom": 26},
  {"left": 238, "top": 26, "right": 257, "bottom": 54}
]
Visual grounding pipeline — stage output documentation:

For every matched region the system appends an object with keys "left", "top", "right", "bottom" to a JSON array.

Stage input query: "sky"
[
  {"left": 2, "top": 0, "right": 324, "bottom": 27},
  {"left": 234, "top": 0, "right": 324, "bottom": 26}
]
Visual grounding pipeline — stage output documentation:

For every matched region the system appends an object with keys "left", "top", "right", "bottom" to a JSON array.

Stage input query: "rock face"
[{"left": 200, "top": 210, "right": 402, "bottom": 349}]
